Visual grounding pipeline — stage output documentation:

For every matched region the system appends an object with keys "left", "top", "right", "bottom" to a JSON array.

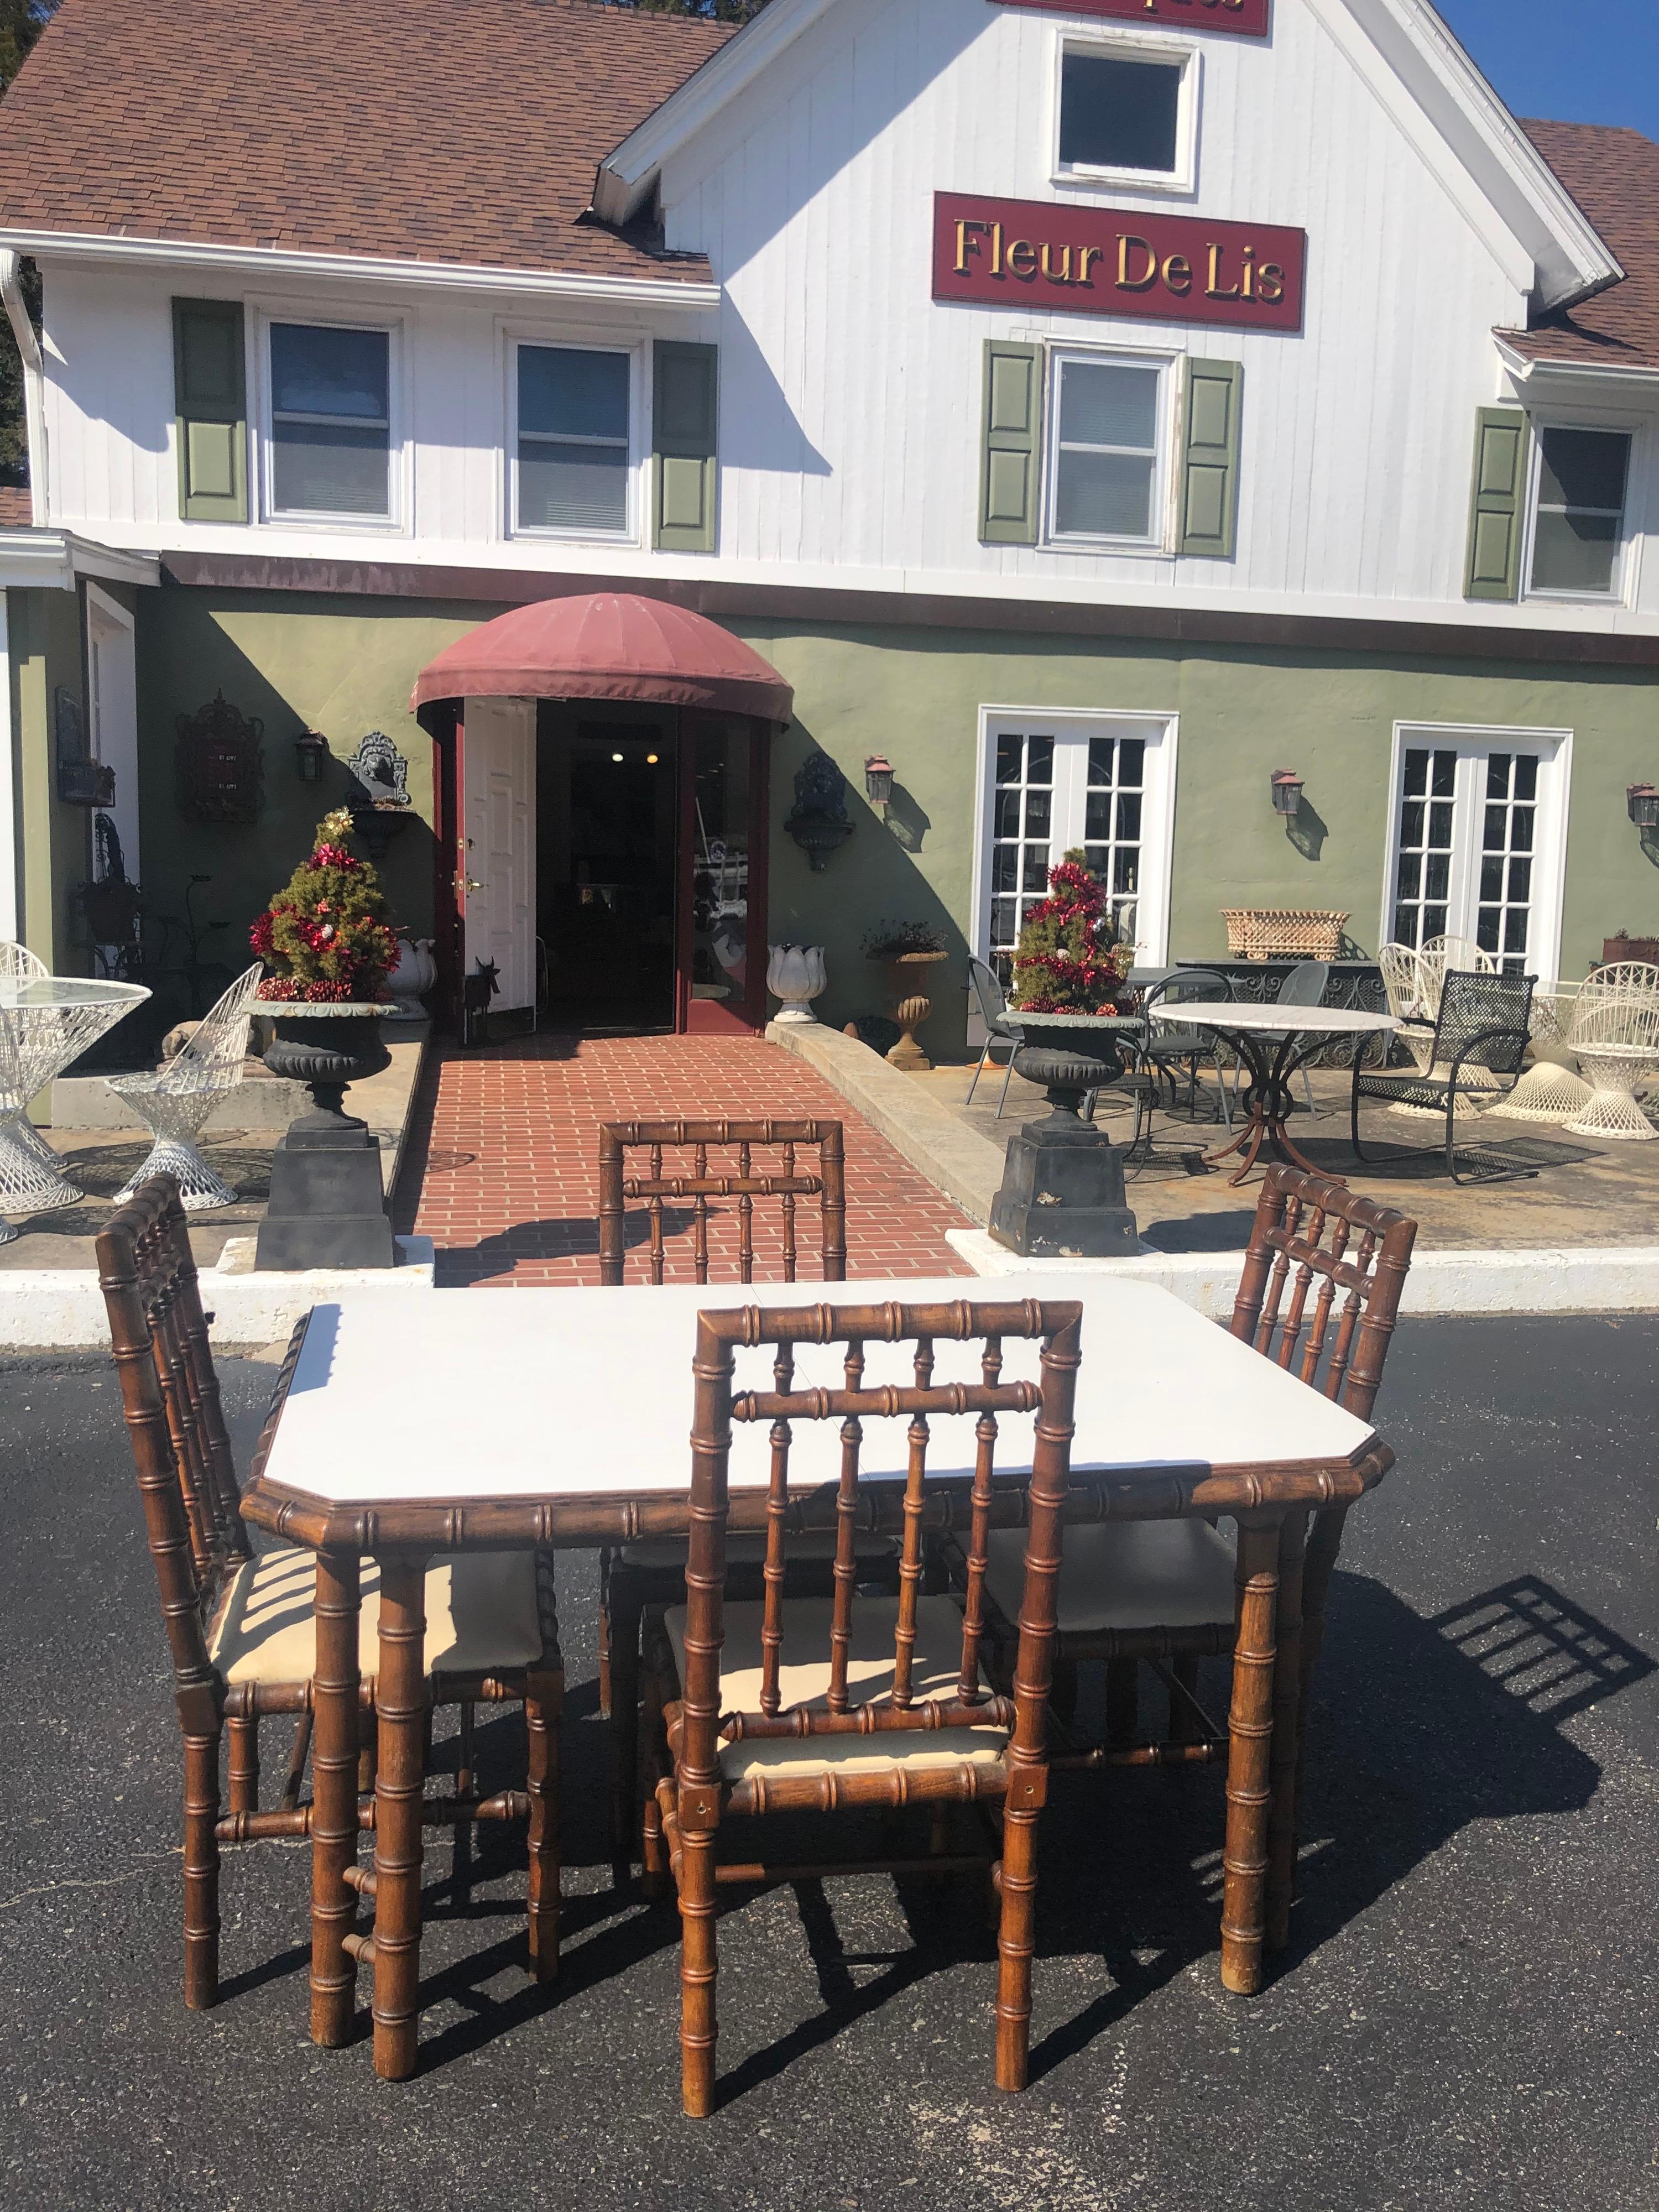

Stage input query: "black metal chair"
[
  {"left": 965, "top": 956, "right": 1027, "bottom": 1117},
  {"left": 1352, "top": 969, "right": 1536, "bottom": 1183},
  {"left": 1128, "top": 968, "right": 1235, "bottom": 1155},
  {"left": 1229, "top": 959, "right": 1331, "bottom": 1120}
]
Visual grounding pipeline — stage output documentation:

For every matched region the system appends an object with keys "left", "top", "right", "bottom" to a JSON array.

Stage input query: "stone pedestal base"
[
  {"left": 255, "top": 1113, "right": 395, "bottom": 1270},
  {"left": 989, "top": 1113, "right": 1139, "bottom": 1260}
]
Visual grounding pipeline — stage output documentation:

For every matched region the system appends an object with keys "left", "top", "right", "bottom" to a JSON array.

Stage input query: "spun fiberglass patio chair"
[
  {"left": 1563, "top": 975, "right": 1659, "bottom": 1141},
  {"left": 108, "top": 964, "right": 264, "bottom": 1212},
  {"left": 0, "top": 941, "right": 61, "bottom": 1177},
  {"left": 1378, "top": 942, "right": 1434, "bottom": 1077}
]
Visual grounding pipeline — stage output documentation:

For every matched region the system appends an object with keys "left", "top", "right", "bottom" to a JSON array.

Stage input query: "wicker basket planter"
[{"left": 1222, "top": 908, "right": 1350, "bottom": 961}]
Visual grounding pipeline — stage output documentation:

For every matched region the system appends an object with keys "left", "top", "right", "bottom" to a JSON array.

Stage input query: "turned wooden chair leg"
[
  {"left": 597, "top": 1548, "right": 613, "bottom": 1719},
  {"left": 1266, "top": 1511, "right": 1308, "bottom": 1953},
  {"left": 1220, "top": 1522, "right": 1280, "bottom": 1996},
  {"left": 608, "top": 1578, "right": 646, "bottom": 1865},
  {"left": 994, "top": 1802, "right": 1040, "bottom": 2091},
  {"left": 357, "top": 1725, "right": 378, "bottom": 1796},
  {"left": 226, "top": 1713, "right": 259, "bottom": 1817},
  {"left": 678, "top": 1813, "right": 720, "bottom": 2117},
  {"left": 310, "top": 1546, "right": 362, "bottom": 2048},
  {"left": 525, "top": 1668, "right": 562, "bottom": 1983},
  {"left": 372, "top": 1553, "right": 429, "bottom": 2082},
  {"left": 182, "top": 1724, "right": 221, "bottom": 2010}
]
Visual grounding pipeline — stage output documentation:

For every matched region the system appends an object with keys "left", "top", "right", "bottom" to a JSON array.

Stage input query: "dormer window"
[{"left": 1055, "top": 36, "right": 1198, "bottom": 194}]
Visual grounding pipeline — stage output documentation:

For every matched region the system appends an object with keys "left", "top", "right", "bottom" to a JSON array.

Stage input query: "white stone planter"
[
  {"left": 767, "top": 943, "right": 827, "bottom": 1024},
  {"left": 383, "top": 936, "right": 436, "bottom": 1021}
]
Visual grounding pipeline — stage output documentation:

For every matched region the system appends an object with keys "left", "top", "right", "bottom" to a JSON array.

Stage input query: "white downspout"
[{"left": 0, "top": 249, "right": 46, "bottom": 524}]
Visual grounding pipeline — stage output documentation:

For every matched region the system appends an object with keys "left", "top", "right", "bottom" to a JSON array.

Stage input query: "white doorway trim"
[
  {"left": 971, "top": 704, "right": 1180, "bottom": 969},
  {"left": 1379, "top": 720, "right": 1574, "bottom": 986},
  {"left": 85, "top": 581, "right": 140, "bottom": 896},
  {"left": 0, "top": 592, "right": 15, "bottom": 942}
]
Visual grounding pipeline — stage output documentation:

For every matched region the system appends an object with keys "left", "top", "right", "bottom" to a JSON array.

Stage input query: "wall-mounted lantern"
[
  {"left": 864, "top": 753, "right": 895, "bottom": 811},
  {"left": 1269, "top": 769, "right": 1305, "bottom": 818},
  {"left": 294, "top": 729, "right": 330, "bottom": 784},
  {"left": 1626, "top": 782, "right": 1659, "bottom": 831}
]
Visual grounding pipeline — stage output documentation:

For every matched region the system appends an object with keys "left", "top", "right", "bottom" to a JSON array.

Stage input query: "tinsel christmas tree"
[
  {"left": 250, "top": 807, "right": 401, "bottom": 1002},
  {"left": 1008, "top": 849, "right": 1135, "bottom": 1014}
]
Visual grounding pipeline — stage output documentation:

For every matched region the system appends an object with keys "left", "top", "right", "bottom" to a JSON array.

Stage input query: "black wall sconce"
[
  {"left": 294, "top": 729, "right": 330, "bottom": 784},
  {"left": 864, "top": 753, "right": 895, "bottom": 812},
  {"left": 1270, "top": 768, "right": 1305, "bottom": 818},
  {"left": 1627, "top": 782, "right": 1659, "bottom": 831}
]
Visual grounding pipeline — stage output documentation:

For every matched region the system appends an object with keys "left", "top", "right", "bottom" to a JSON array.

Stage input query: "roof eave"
[
  {"left": 1495, "top": 333, "right": 1659, "bottom": 392},
  {"left": 0, "top": 227, "right": 721, "bottom": 308}
]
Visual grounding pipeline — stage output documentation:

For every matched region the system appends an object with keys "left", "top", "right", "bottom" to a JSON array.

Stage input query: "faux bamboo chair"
[
  {"left": 976, "top": 1167, "right": 1416, "bottom": 1965},
  {"left": 596, "top": 1117, "right": 888, "bottom": 1857},
  {"left": 108, "top": 962, "right": 264, "bottom": 1211},
  {"left": 96, "top": 1176, "right": 564, "bottom": 2016},
  {"left": 640, "top": 1295, "right": 1083, "bottom": 2114},
  {"left": 1352, "top": 971, "right": 1536, "bottom": 1181}
]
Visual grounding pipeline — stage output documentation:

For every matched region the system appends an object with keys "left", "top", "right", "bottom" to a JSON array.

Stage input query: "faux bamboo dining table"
[{"left": 240, "top": 1273, "right": 1392, "bottom": 2079}]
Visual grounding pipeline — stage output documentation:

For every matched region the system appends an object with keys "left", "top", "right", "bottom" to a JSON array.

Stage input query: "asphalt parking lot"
[{"left": 2, "top": 1317, "right": 1657, "bottom": 2211}]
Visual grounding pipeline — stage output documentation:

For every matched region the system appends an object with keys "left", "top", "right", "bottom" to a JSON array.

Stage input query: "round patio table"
[
  {"left": 0, "top": 975, "right": 150, "bottom": 1239},
  {"left": 1151, "top": 1002, "right": 1396, "bottom": 1186}
]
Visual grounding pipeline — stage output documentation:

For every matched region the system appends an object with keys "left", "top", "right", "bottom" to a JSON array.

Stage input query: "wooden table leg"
[
  {"left": 373, "top": 1553, "right": 427, "bottom": 2081},
  {"left": 1266, "top": 1510, "right": 1308, "bottom": 1953},
  {"left": 1220, "top": 1521, "right": 1279, "bottom": 1995},
  {"left": 310, "top": 1545, "right": 361, "bottom": 2047}
]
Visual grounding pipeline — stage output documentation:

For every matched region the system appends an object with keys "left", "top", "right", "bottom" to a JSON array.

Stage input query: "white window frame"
[
  {"left": 255, "top": 306, "right": 408, "bottom": 534},
  {"left": 507, "top": 331, "right": 646, "bottom": 546},
  {"left": 971, "top": 707, "right": 1181, "bottom": 1021},
  {"left": 1051, "top": 28, "right": 1200, "bottom": 197},
  {"left": 1043, "top": 345, "right": 1178, "bottom": 553},
  {"left": 1521, "top": 415, "right": 1642, "bottom": 606},
  {"left": 1378, "top": 721, "right": 1574, "bottom": 987}
]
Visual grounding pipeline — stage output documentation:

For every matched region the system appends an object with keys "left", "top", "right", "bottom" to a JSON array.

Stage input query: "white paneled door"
[
  {"left": 975, "top": 709, "right": 1178, "bottom": 982},
  {"left": 1383, "top": 724, "right": 1572, "bottom": 983},
  {"left": 461, "top": 696, "right": 536, "bottom": 1013}
]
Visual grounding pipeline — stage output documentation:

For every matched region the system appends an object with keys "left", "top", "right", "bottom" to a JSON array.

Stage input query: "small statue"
[{"left": 462, "top": 957, "right": 500, "bottom": 1048}]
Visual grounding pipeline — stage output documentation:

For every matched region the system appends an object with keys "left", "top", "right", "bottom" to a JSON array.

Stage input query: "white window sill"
[
  {"left": 509, "top": 526, "right": 640, "bottom": 549},
  {"left": 1042, "top": 536, "right": 1171, "bottom": 557},
  {"left": 1051, "top": 164, "right": 1195, "bottom": 199},
  {"left": 262, "top": 512, "right": 405, "bottom": 536}
]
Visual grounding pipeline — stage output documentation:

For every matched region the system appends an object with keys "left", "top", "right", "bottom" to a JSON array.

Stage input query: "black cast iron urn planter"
[
  {"left": 988, "top": 1016, "right": 1140, "bottom": 1259},
  {"left": 254, "top": 1005, "right": 397, "bottom": 1270}
]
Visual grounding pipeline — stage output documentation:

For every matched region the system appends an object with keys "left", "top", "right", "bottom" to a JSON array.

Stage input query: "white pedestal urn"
[
  {"left": 768, "top": 943, "right": 827, "bottom": 1025},
  {"left": 383, "top": 935, "right": 436, "bottom": 1021},
  {"left": 254, "top": 999, "right": 397, "bottom": 1270}
]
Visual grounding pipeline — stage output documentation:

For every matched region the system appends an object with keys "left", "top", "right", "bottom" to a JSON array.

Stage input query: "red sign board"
[
  {"left": 991, "top": 0, "right": 1269, "bottom": 33},
  {"left": 932, "top": 193, "right": 1306, "bottom": 333}
]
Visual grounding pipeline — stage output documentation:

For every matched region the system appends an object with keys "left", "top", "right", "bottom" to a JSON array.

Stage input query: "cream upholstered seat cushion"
[
  {"left": 984, "top": 1520, "right": 1237, "bottom": 1638},
  {"left": 208, "top": 1546, "right": 545, "bottom": 1686},
  {"left": 664, "top": 1593, "right": 1006, "bottom": 1781},
  {"left": 620, "top": 1531, "right": 895, "bottom": 1570}
]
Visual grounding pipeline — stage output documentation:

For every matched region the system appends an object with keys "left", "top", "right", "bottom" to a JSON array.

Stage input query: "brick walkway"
[{"left": 394, "top": 1032, "right": 973, "bottom": 1288}]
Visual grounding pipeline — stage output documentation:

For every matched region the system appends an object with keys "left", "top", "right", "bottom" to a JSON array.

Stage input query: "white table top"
[
  {"left": 1153, "top": 1002, "right": 1396, "bottom": 1037},
  {"left": 0, "top": 977, "right": 150, "bottom": 1010},
  {"left": 258, "top": 1274, "right": 1376, "bottom": 1506}
]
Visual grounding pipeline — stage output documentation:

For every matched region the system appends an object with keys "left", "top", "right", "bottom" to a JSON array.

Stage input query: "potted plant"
[
  {"left": 1005, "top": 851, "right": 1139, "bottom": 1098},
  {"left": 249, "top": 806, "right": 401, "bottom": 1129},
  {"left": 863, "top": 920, "right": 950, "bottom": 1069}
]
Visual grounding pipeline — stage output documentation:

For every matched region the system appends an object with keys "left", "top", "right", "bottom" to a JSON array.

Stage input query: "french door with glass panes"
[
  {"left": 1384, "top": 726, "right": 1571, "bottom": 982},
  {"left": 978, "top": 712, "right": 1176, "bottom": 982}
]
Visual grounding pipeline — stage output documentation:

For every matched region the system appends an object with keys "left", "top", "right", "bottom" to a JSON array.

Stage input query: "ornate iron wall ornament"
[
  {"left": 55, "top": 685, "right": 114, "bottom": 807},
  {"left": 344, "top": 730, "right": 414, "bottom": 859},
  {"left": 175, "top": 691, "right": 265, "bottom": 825},
  {"left": 784, "top": 751, "right": 854, "bottom": 872}
]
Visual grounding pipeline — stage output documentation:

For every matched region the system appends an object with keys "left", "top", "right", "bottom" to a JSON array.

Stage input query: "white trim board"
[{"left": 0, "top": 593, "right": 15, "bottom": 941}]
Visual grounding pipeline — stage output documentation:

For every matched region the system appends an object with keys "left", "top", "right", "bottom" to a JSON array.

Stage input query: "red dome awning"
[{"left": 410, "top": 592, "right": 793, "bottom": 723}]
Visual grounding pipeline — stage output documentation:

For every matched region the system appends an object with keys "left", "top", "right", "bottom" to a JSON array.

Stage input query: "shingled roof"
[
  {"left": 0, "top": 0, "right": 735, "bottom": 283},
  {"left": 1503, "top": 121, "right": 1659, "bottom": 372}
]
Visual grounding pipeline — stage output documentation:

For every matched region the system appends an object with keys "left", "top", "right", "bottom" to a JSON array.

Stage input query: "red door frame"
[{"left": 429, "top": 703, "right": 463, "bottom": 1034}]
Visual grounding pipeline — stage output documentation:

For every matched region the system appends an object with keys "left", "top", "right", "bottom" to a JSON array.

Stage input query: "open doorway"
[{"left": 538, "top": 704, "right": 678, "bottom": 1031}]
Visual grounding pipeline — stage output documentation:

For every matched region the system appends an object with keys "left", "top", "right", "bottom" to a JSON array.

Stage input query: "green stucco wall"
[{"left": 132, "top": 586, "right": 1659, "bottom": 1053}]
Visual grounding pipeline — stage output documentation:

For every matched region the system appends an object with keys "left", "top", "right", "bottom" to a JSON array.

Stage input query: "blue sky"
[{"left": 1435, "top": 1, "right": 1659, "bottom": 138}]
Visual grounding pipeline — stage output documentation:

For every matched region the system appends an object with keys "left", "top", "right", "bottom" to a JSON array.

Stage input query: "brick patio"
[{"left": 394, "top": 1032, "right": 974, "bottom": 1287}]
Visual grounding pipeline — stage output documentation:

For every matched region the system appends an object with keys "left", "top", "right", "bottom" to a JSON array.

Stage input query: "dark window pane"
[
  {"left": 1403, "top": 749, "right": 1428, "bottom": 797},
  {"left": 1477, "top": 911, "right": 1500, "bottom": 952},
  {"left": 1486, "top": 753, "right": 1511, "bottom": 799},
  {"left": 1479, "top": 855, "right": 1504, "bottom": 901},
  {"left": 1118, "top": 738, "right": 1144, "bottom": 786},
  {"left": 1085, "top": 791, "right": 1112, "bottom": 840},
  {"left": 1484, "top": 804, "right": 1508, "bottom": 852},
  {"left": 518, "top": 439, "right": 627, "bottom": 531},
  {"left": 1396, "top": 853, "right": 1422, "bottom": 900},
  {"left": 1537, "top": 425, "right": 1630, "bottom": 514},
  {"left": 1059, "top": 51, "right": 1181, "bottom": 173},
  {"left": 1394, "top": 905, "right": 1417, "bottom": 946},
  {"left": 1504, "top": 909, "right": 1528, "bottom": 954},
  {"left": 1084, "top": 845, "right": 1110, "bottom": 879},
  {"left": 271, "top": 324, "right": 388, "bottom": 420},
  {"left": 1113, "top": 849, "right": 1139, "bottom": 895},
  {"left": 1087, "top": 738, "right": 1115, "bottom": 787},
  {"left": 1429, "top": 802, "right": 1454, "bottom": 848},
  {"left": 1514, "top": 755, "right": 1538, "bottom": 802},
  {"left": 1510, "top": 809, "right": 1534, "bottom": 853},
  {"left": 1026, "top": 735, "right": 1053, "bottom": 785},
  {"left": 1431, "top": 752, "right": 1457, "bottom": 798},
  {"left": 1022, "top": 846, "right": 1049, "bottom": 892},
  {"left": 519, "top": 346, "right": 628, "bottom": 441},
  {"left": 1426, "top": 852, "right": 1450, "bottom": 901},
  {"left": 995, "top": 791, "right": 1021, "bottom": 838},
  {"left": 1425, "top": 905, "right": 1448, "bottom": 939},
  {"left": 1531, "top": 508, "right": 1620, "bottom": 593},
  {"left": 1401, "top": 800, "right": 1425, "bottom": 848},
  {"left": 995, "top": 736, "right": 1022, "bottom": 787},
  {"left": 1025, "top": 790, "right": 1051, "bottom": 836},
  {"left": 992, "top": 897, "right": 1018, "bottom": 944},
  {"left": 992, "top": 845, "right": 1016, "bottom": 893},
  {"left": 1060, "top": 359, "right": 1159, "bottom": 449},
  {"left": 1116, "top": 791, "right": 1142, "bottom": 842},
  {"left": 1508, "top": 855, "right": 1532, "bottom": 902},
  {"left": 1055, "top": 448, "right": 1154, "bottom": 538},
  {"left": 272, "top": 420, "right": 389, "bottom": 515}
]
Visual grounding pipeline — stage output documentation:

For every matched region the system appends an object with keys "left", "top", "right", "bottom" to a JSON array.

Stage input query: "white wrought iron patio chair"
[{"left": 107, "top": 963, "right": 264, "bottom": 1210}]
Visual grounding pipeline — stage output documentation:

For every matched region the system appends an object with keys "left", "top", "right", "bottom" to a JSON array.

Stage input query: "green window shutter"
[
  {"left": 1464, "top": 407, "right": 1530, "bottom": 602},
  {"left": 1177, "top": 358, "right": 1243, "bottom": 559},
  {"left": 172, "top": 299, "right": 247, "bottom": 523},
  {"left": 653, "top": 341, "right": 718, "bottom": 552},
  {"left": 979, "top": 341, "right": 1042, "bottom": 546}
]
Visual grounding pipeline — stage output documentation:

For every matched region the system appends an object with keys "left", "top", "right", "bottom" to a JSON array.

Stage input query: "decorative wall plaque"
[{"left": 175, "top": 690, "right": 265, "bottom": 825}]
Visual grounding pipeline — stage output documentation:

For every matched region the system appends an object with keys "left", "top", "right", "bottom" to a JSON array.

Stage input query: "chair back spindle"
[{"left": 598, "top": 1118, "right": 846, "bottom": 1286}]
